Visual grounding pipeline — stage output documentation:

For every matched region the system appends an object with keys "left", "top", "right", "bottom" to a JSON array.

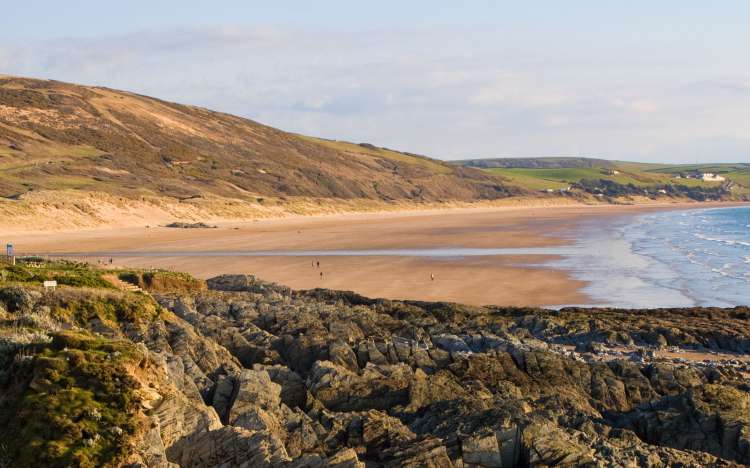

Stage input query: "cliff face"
[{"left": 1, "top": 273, "right": 750, "bottom": 467}]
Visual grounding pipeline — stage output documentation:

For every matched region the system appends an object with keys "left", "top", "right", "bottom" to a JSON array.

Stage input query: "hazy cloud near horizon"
[{"left": 2, "top": 24, "right": 750, "bottom": 163}]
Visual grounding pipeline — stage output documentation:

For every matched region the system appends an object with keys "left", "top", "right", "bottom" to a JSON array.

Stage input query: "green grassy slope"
[{"left": 471, "top": 159, "right": 749, "bottom": 197}]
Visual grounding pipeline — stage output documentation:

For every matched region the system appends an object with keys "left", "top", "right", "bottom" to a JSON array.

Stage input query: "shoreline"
[
  {"left": 1, "top": 192, "right": 746, "bottom": 236},
  {"left": 7, "top": 200, "right": 749, "bottom": 307}
]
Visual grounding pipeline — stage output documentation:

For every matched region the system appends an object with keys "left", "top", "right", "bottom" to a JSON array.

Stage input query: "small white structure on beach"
[{"left": 43, "top": 280, "right": 57, "bottom": 292}]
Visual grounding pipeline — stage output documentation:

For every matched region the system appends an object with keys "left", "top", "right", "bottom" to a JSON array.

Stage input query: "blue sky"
[{"left": 2, "top": 1, "right": 750, "bottom": 162}]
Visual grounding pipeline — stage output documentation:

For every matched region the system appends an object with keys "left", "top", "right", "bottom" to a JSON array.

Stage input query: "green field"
[
  {"left": 486, "top": 166, "right": 677, "bottom": 190},
  {"left": 480, "top": 161, "right": 749, "bottom": 195}
]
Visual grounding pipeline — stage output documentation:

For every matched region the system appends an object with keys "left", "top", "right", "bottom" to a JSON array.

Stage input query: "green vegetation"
[
  {"left": 457, "top": 156, "right": 614, "bottom": 169},
  {"left": 725, "top": 170, "right": 750, "bottom": 187},
  {"left": 473, "top": 159, "right": 749, "bottom": 200},
  {"left": 45, "top": 290, "right": 161, "bottom": 326},
  {"left": 1, "top": 259, "right": 113, "bottom": 289},
  {"left": 490, "top": 167, "right": 668, "bottom": 188},
  {"left": 485, "top": 168, "right": 570, "bottom": 190},
  {"left": 0, "top": 330, "right": 144, "bottom": 468},
  {"left": 574, "top": 179, "right": 728, "bottom": 201},
  {"left": 0, "top": 262, "right": 166, "bottom": 467},
  {"left": 118, "top": 269, "right": 206, "bottom": 293},
  {"left": 299, "top": 135, "right": 454, "bottom": 174},
  {"left": 4, "top": 76, "right": 508, "bottom": 208}
]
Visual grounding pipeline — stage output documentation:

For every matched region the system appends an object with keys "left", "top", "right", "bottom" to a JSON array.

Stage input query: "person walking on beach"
[
  {"left": 316, "top": 261, "right": 320, "bottom": 268},
  {"left": 430, "top": 273, "right": 435, "bottom": 281},
  {"left": 320, "top": 271, "right": 324, "bottom": 280}
]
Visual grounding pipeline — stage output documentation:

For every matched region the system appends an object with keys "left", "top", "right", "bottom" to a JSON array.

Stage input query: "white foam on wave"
[
  {"left": 557, "top": 206, "right": 750, "bottom": 308},
  {"left": 694, "top": 233, "right": 750, "bottom": 247}
]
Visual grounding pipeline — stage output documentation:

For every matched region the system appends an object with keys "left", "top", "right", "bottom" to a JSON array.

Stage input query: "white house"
[{"left": 701, "top": 173, "right": 726, "bottom": 182}]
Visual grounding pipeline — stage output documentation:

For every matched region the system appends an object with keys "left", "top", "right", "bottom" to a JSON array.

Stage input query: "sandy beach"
[{"left": 7, "top": 201, "right": 747, "bottom": 307}]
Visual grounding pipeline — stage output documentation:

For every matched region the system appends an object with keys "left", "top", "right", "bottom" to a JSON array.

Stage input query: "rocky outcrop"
[{"left": 2, "top": 275, "right": 750, "bottom": 467}]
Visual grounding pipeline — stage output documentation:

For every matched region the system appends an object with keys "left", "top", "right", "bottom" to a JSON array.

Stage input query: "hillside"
[
  {"left": 0, "top": 76, "right": 520, "bottom": 229},
  {"left": 455, "top": 157, "right": 750, "bottom": 199},
  {"left": 455, "top": 157, "right": 615, "bottom": 169}
]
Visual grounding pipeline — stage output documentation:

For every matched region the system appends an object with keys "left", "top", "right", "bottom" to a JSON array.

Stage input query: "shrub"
[
  {"left": 0, "top": 330, "right": 144, "bottom": 468},
  {"left": 119, "top": 270, "right": 205, "bottom": 293},
  {"left": 45, "top": 291, "right": 160, "bottom": 325},
  {"left": 0, "top": 286, "right": 34, "bottom": 313}
]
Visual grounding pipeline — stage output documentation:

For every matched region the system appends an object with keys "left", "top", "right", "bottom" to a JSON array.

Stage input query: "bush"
[
  {"left": 0, "top": 286, "right": 34, "bottom": 313},
  {"left": 0, "top": 330, "right": 144, "bottom": 467},
  {"left": 0, "top": 262, "right": 112, "bottom": 289},
  {"left": 45, "top": 291, "right": 160, "bottom": 325},
  {"left": 119, "top": 270, "right": 205, "bottom": 293},
  {"left": 573, "top": 178, "right": 730, "bottom": 200}
]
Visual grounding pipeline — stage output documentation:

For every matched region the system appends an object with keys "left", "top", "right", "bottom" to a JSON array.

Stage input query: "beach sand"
[{"left": 8, "top": 201, "right": 746, "bottom": 307}]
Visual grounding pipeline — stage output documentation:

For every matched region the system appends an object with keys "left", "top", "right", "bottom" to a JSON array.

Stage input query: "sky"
[{"left": 2, "top": 1, "right": 750, "bottom": 163}]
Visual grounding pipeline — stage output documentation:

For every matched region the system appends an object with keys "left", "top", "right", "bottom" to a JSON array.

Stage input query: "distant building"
[{"left": 701, "top": 172, "right": 725, "bottom": 182}]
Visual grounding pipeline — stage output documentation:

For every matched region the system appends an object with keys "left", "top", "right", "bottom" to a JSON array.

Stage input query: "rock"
[
  {"left": 359, "top": 410, "right": 415, "bottom": 454},
  {"left": 460, "top": 432, "right": 503, "bottom": 467},
  {"left": 176, "top": 426, "right": 290, "bottom": 467},
  {"left": 5, "top": 281, "right": 750, "bottom": 467},
  {"left": 326, "top": 448, "right": 365, "bottom": 468},
  {"left": 262, "top": 364, "right": 307, "bottom": 409},
  {"left": 211, "top": 374, "right": 236, "bottom": 422},
  {"left": 308, "top": 361, "right": 413, "bottom": 412},
  {"left": 432, "top": 334, "right": 471, "bottom": 353},
  {"left": 575, "top": 341, "right": 605, "bottom": 354},
  {"left": 329, "top": 340, "right": 360, "bottom": 371},
  {"left": 378, "top": 437, "right": 454, "bottom": 467},
  {"left": 406, "top": 368, "right": 470, "bottom": 412},
  {"left": 522, "top": 422, "right": 596, "bottom": 466},
  {"left": 153, "top": 393, "right": 223, "bottom": 461},
  {"left": 207, "top": 274, "right": 291, "bottom": 296},
  {"left": 131, "top": 423, "right": 179, "bottom": 468},
  {"left": 228, "top": 368, "right": 282, "bottom": 424}
]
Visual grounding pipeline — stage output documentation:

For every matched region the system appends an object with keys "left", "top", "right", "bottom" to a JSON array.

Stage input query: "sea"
[
  {"left": 44, "top": 205, "right": 750, "bottom": 309},
  {"left": 553, "top": 205, "right": 750, "bottom": 309}
]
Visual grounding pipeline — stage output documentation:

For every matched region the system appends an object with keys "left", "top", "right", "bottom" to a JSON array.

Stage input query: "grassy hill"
[
  {"left": 455, "top": 157, "right": 615, "bottom": 170},
  {"left": 1, "top": 76, "right": 747, "bottom": 231},
  {"left": 0, "top": 76, "right": 520, "bottom": 226},
  {"left": 456, "top": 157, "right": 750, "bottom": 198}
]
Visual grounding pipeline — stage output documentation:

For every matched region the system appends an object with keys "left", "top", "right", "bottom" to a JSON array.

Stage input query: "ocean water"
[{"left": 552, "top": 206, "right": 750, "bottom": 308}]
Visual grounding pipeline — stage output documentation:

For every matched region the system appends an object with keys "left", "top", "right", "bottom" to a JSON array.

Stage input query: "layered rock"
[{"left": 2, "top": 276, "right": 749, "bottom": 467}]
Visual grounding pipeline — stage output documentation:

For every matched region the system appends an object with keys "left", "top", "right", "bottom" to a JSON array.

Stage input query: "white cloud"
[{"left": 1, "top": 26, "right": 750, "bottom": 162}]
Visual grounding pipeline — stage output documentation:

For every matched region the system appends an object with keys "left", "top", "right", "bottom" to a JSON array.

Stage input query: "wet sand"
[{"left": 8, "top": 201, "right": 746, "bottom": 307}]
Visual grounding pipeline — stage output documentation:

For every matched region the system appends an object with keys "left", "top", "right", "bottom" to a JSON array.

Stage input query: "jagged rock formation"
[{"left": 1, "top": 274, "right": 749, "bottom": 466}]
